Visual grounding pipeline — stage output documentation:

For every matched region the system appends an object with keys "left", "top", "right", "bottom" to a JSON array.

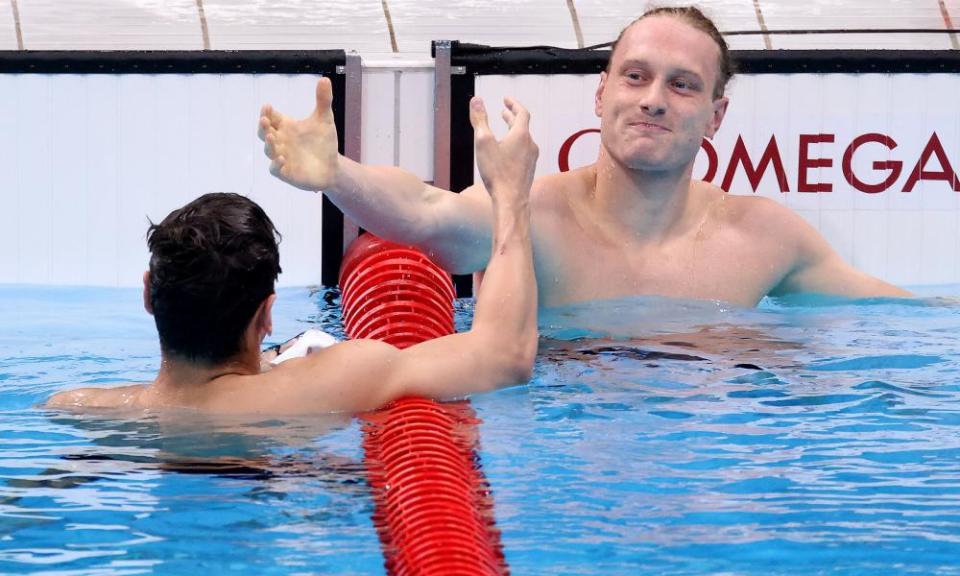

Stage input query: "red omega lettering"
[
  {"left": 902, "top": 132, "right": 960, "bottom": 192},
  {"left": 798, "top": 134, "right": 835, "bottom": 193},
  {"left": 700, "top": 138, "right": 719, "bottom": 183},
  {"left": 842, "top": 133, "right": 901, "bottom": 194},
  {"left": 559, "top": 129, "right": 958, "bottom": 194},
  {"left": 721, "top": 135, "right": 790, "bottom": 193},
  {"left": 558, "top": 128, "right": 601, "bottom": 173}
]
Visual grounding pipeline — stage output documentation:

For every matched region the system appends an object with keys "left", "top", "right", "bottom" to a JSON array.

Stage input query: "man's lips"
[{"left": 628, "top": 121, "right": 670, "bottom": 132}]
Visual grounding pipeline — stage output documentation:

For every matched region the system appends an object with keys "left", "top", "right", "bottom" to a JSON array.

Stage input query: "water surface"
[{"left": 2, "top": 284, "right": 960, "bottom": 575}]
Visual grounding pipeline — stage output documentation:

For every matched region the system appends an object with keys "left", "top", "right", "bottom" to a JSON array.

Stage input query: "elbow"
[
  {"left": 499, "top": 333, "right": 538, "bottom": 387},
  {"left": 418, "top": 226, "right": 484, "bottom": 275},
  {"left": 43, "top": 390, "right": 75, "bottom": 409},
  {"left": 517, "top": 335, "right": 538, "bottom": 382},
  {"left": 471, "top": 325, "right": 538, "bottom": 390},
  {"left": 511, "top": 360, "right": 534, "bottom": 386}
]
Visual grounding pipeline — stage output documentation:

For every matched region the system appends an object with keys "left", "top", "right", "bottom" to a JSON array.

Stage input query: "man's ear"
[
  {"left": 257, "top": 293, "right": 276, "bottom": 339},
  {"left": 142, "top": 271, "right": 153, "bottom": 315},
  {"left": 706, "top": 96, "right": 729, "bottom": 138},
  {"left": 594, "top": 72, "right": 608, "bottom": 118}
]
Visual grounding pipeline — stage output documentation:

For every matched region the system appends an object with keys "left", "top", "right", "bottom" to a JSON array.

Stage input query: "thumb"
[
  {"left": 469, "top": 97, "right": 492, "bottom": 139},
  {"left": 314, "top": 77, "right": 333, "bottom": 116}
]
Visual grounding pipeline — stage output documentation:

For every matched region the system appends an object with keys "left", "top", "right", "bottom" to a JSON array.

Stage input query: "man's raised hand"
[
  {"left": 469, "top": 96, "right": 538, "bottom": 205},
  {"left": 258, "top": 77, "right": 340, "bottom": 192}
]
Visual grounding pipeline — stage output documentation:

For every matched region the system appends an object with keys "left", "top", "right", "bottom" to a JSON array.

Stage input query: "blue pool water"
[{"left": 2, "top": 284, "right": 960, "bottom": 575}]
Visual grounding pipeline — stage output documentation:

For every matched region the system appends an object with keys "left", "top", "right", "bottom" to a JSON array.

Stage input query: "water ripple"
[{"left": 3, "top": 286, "right": 960, "bottom": 574}]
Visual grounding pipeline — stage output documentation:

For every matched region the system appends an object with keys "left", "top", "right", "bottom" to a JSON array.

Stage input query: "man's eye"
[
  {"left": 627, "top": 72, "right": 642, "bottom": 81},
  {"left": 673, "top": 80, "right": 690, "bottom": 90}
]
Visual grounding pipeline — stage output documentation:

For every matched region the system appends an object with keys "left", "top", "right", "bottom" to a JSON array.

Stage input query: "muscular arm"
[
  {"left": 259, "top": 78, "right": 493, "bottom": 274},
  {"left": 330, "top": 158, "right": 494, "bottom": 273},
  {"left": 275, "top": 95, "right": 539, "bottom": 414},
  {"left": 49, "top": 95, "right": 538, "bottom": 417},
  {"left": 768, "top": 204, "right": 911, "bottom": 299}
]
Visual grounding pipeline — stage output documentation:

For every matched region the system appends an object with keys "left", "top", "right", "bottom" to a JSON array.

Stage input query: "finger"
[
  {"left": 257, "top": 114, "right": 273, "bottom": 141},
  {"left": 257, "top": 107, "right": 268, "bottom": 140},
  {"left": 270, "top": 156, "right": 288, "bottom": 179},
  {"left": 263, "top": 106, "right": 288, "bottom": 145},
  {"left": 263, "top": 104, "right": 283, "bottom": 126},
  {"left": 469, "top": 96, "right": 492, "bottom": 138},
  {"left": 264, "top": 133, "right": 281, "bottom": 159},
  {"left": 501, "top": 107, "right": 516, "bottom": 128},
  {"left": 504, "top": 97, "right": 530, "bottom": 131},
  {"left": 315, "top": 77, "right": 333, "bottom": 116}
]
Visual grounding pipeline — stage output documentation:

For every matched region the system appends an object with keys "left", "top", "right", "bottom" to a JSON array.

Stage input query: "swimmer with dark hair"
[
  {"left": 260, "top": 5, "right": 910, "bottom": 309},
  {"left": 46, "top": 96, "right": 539, "bottom": 415}
]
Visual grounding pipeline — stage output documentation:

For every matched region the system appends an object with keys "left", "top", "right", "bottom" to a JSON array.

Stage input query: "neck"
[
  {"left": 151, "top": 349, "right": 261, "bottom": 399},
  {"left": 589, "top": 149, "right": 701, "bottom": 242}
]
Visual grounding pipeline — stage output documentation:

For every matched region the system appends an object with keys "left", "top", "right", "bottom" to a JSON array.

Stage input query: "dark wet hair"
[
  {"left": 146, "top": 192, "right": 282, "bottom": 365},
  {"left": 608, "top": 6, "right": 734, "bottom": 99}
]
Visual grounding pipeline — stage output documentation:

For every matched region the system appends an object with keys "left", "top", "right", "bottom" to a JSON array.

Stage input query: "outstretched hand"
[
  {"left": 469, "top": 96, "right": 538, "bottom": 205},
  {"left": 258, "top": 77, "right": 339, "bottom": 192}
]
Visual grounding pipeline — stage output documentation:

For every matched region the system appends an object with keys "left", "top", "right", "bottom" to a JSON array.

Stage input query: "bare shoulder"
[
  {"left": 707, "top": 186, "right": 836, "bottom": 271},
  {"left": 530, "top": 166, "right": 593, "bottom": 211},
  {"left": 461, "top": 167, "right": 588, "bottom": 211},
  {"left": 714, "top": 189, "right": 814, "bottom": 239},
  {"left": 45, "top": 384, "right": 146, "bottom": 410},
  {"left": 459, "top": 168, "right": 588, "bottom": 235},
  {"left": 254, "top": 339, "right": 401, "bottom": 413},
  {"left": 293, "top": 339, "right": 400, "bottom": 383}
]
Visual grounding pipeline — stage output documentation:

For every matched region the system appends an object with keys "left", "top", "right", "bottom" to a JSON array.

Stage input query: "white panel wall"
[
  {"left": 473, "top": 74, "right": 599, "bottom": 185},
  {"left": 361, "top": 67, "right": 434, "bottom": 180},
  {"left": 3, "top": 66, "right": 958, "bottom": 289},
  {"left": 0, "top": 76, "right": 18, "bottom": 277},
  {"left": 477, "top": 73, "right": 960, "bottom": 287},
  {"left": 0, "top": 73, "right": 325, "bottom": 287}
]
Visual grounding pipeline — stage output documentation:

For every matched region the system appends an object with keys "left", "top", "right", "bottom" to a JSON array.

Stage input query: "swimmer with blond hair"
[{"left": 259, "top": 6, "right": 909, "bottom": 309}]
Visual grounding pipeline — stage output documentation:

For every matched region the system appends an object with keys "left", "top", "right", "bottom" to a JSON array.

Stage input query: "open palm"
[{"left": 258, "top": 77, "right": 340, "bottom": 192}]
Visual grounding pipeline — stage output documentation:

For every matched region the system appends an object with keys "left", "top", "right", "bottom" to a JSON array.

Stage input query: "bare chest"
[{"left": 532, "top": 222, "right": 787, "bottom": 308}]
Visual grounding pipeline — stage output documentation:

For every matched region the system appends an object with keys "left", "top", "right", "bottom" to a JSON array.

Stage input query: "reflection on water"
[
  {"left": 0, "top": 408, "right": 380, "bottom": 574},
  {"left": 0, "top": 286, "right": 381, "bottom": 575},
  {"left": 473, "top": 292, "right": 960, "bottom": 574},
  {"left": 2, "top": 286, "right": 960, "bottom": 574}
]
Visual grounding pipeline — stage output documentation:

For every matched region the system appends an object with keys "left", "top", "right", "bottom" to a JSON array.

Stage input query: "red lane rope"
[{"left": 339, "top": 234, "right": 508, "bottom": 576}]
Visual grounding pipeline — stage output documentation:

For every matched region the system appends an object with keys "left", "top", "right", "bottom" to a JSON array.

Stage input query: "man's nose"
[{"left": 639, "top": 81, "right": 667, "bottom": 116}]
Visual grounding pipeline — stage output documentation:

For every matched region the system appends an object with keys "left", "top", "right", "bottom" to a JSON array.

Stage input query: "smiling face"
[{"left": 595, "top": 15, "right": 729, "bottom": 173}]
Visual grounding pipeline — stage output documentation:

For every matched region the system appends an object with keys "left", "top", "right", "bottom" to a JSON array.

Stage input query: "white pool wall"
[
  {"left": 0, "top": 73, "right": 325, "bottom": 287},
  {"left": 0, "top": 0, "right": 957, "bottom": 287}
]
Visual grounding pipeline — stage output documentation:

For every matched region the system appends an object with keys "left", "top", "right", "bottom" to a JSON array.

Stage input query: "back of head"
[
  {"left": 147, "top": 192, "right": 282, "bottom": 366},
  {"left": 610, "top": 6, "right": 734, "bottom": 99}
]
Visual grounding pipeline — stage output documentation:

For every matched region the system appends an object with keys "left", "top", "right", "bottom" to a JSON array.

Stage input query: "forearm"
[
  {"left": 374, "top": 186, "right": 537, "bottom": 402},
  {"left": 327, "top": 157, "right": 491, "bottom": 273},
  {"left": 327, "top": 156, "right": 435, "bottom": 244},
  {"left": 393, "top": 331, "right": 530, "bottom": 401},
  {"left": 347, "top": 95, "right": 539, "bottom": 407},
  {"left": 260, "top": 79, "right": 490, "bottom": 271},
  {"left": 761, "top": 202, "right": 912, "bottom": 299},
  {"left": 468, "top": 184, "right": 537, "bottom": 379},
  {"left": 774, "top": 255, "right": 912, "bottom": 299}
]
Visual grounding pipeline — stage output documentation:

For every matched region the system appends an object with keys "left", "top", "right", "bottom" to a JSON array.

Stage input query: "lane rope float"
[{"left": 340, "top": 233, "right": 508, "bottom": 576}]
